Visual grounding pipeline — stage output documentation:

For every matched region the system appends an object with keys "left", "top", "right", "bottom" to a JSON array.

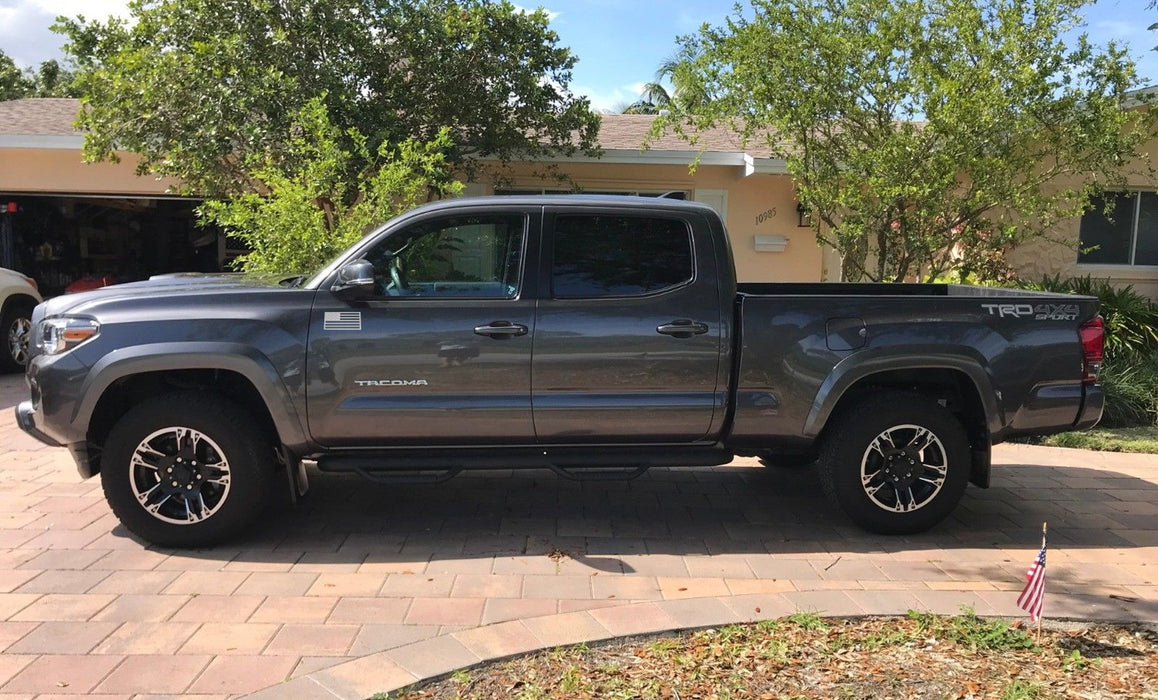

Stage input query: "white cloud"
[
  {"left": 26, "top": 0, "right": 130, "bottom": 17},
  {"left": 510, "top": 3, "right": 560, "bottom": 22},
  {"left": 576, "top": 82, "right": 647, "bottom": 113},
  {"left": 0, "top": 0, "right": 129, "bottom": 66}
]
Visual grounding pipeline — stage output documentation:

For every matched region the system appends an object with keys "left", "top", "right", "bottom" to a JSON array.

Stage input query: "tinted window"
[
  {"left": 552, "top": 215, "right": 693, "bottom": 298},
  {"left": 364, "top": 214, "right": 524, "bottom": 298},
  {"left": 1078, "top": 193, "right": 1135, "bottom": 264}
]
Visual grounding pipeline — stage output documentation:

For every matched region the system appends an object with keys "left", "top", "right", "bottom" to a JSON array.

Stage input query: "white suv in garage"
[{"left": 0, "top": 267, "right": 42, "bottom": 373}]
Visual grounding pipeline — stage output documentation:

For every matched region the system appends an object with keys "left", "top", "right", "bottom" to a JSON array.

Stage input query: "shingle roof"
[
  {"left": 0, "top": 97, "right": 775, "bottom": 158},
  {"left": 0, "top": 98, "right": 82, "bottom": 135},
  {"left": 594, "top": 113, "right": 774, "bottom": 156}
]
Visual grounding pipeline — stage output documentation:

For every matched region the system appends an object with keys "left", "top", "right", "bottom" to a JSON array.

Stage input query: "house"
[{"left": 1, "top": 97, "right": 1155, "bottom": 297}]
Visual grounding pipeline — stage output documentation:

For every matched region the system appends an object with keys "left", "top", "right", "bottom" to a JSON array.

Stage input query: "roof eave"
[
  {"left": 507, "top": 148, "right": 789, "bottom": 176},
  {"left": 0, "top": 134, "right": 86, "bottom": 149}
]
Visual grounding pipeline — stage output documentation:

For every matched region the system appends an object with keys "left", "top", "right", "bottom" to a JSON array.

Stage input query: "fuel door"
[{"left": 826, "top": 317, "right": 867, "bottom": 351}]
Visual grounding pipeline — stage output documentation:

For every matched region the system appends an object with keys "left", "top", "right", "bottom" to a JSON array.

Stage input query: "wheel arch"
[
  {"left": 808, "top": 358, "right": 997, "bottom": 489},
  {"left": 76, "top": 344, "right": 308, "bottom": 475},
  {"left": 2, "top": 293, "right": 39, "bottom": 316}
]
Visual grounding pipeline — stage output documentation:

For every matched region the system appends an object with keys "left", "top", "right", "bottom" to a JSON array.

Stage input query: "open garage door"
[{"left": 0, "top": 194, "right": 234, "bottom": 296}]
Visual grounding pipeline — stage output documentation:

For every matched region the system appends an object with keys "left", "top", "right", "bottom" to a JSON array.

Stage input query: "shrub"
[{"left": 1098, "top": 355, "right": 1158, "bottom": 428}]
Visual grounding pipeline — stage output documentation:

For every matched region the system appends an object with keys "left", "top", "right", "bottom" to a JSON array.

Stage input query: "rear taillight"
[{"left": 1079, "top": 316, "right": 1105, "bottom": 384}]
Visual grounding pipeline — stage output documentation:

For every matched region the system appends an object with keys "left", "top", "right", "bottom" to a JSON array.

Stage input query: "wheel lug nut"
[{"left": 186, "top": 485, "right": 194, "bottom": 490}]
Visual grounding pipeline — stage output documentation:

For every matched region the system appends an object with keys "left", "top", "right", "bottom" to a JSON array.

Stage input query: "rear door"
[
  {"left": 307, "top": 209, "right": 537, "bottom": 446},
  {"left": 531, "top": 207, "right": 725, "bottom": 442}
]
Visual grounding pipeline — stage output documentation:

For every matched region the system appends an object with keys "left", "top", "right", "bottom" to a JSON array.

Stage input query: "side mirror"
[{"left": 331, "top": 259, "right": 375, "bottom": 301}]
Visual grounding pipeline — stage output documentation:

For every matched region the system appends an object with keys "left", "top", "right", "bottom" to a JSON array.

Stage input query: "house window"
[{"left": 1078, "top": 192, "right": 1158, "bottom": 266}]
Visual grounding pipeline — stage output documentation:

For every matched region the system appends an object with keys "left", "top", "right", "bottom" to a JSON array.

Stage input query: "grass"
[
  {"left": 1038, "top": 426, "right": 1158, "bottom": 454},
  {"left": 386, "top": 611, "right": 1157, "bottom": 700}
]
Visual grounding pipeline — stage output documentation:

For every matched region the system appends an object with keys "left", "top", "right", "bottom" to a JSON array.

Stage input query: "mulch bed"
[{"left": 388, "top": 612, "right": 1158, "bottom": 699}]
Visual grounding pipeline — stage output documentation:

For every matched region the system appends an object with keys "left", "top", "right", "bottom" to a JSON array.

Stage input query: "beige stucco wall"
[
  {"left": 0, "top": 147, "right": 179, "bottom": 196},
  {"left": 477, "top": 161, "right": 828, "bottom": 283},
  {"left": 1005, "top": 131, "right": 1158, "bottom": 299}
]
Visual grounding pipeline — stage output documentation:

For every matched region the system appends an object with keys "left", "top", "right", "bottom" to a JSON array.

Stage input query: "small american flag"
[{"left": 1017, "top": 526, "right": 1047, "bottom": 623}]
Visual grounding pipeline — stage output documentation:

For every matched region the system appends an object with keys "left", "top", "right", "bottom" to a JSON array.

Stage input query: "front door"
[
  {"left": 307, "top": 210, "right": 536, "bottom": 447},
  {"left": 531, "top": 208, "right": 725, "bottom": 442}
]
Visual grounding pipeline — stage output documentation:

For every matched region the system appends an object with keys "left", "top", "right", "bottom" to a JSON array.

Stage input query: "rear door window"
[{"left": 551, "top": 215, "right": 693, "bottom": 298}]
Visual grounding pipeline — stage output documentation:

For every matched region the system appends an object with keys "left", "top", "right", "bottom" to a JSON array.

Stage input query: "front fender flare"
[{"left": 72, "top": 342, "right": 309, "bottom": 454}]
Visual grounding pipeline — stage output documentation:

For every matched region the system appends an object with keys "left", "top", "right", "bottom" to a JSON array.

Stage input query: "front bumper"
[
  {"left": 15, "top": 400, "right": 61, "bottom": 447},
  {"left": 15, "top": 400, "right": 97, "bottom": 478}
]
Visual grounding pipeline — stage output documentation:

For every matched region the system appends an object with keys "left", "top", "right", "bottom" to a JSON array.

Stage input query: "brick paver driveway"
[{"left": 0, "top": 373, "right": 1154, "bottom": 698}]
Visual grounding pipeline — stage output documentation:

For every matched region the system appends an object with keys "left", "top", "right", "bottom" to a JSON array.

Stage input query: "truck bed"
[{"left": 726, "top": 286, "right": 1101, "bottom": 451}]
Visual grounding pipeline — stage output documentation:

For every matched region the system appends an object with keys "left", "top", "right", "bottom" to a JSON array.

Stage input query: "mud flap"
[{"left": 970, "top": 444, "right": 991, "bottom": 489}]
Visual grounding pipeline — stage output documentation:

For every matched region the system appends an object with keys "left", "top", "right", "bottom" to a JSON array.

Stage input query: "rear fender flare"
[{"left": 803, "top": 349, "right": 1002, "bottom": 441}]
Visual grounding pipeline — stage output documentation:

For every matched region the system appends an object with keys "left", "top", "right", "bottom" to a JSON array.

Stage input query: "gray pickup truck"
[{"left": 17, "top": 196, "right": 1105, "bottom": 546}]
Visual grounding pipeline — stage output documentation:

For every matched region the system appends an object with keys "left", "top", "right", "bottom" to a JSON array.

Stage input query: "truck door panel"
[
  {"left": 531, "top": 209, "right": 725, "bottom": 442},
  {"left": 307, "top": 211, "right": 536, "bottom": 446}
]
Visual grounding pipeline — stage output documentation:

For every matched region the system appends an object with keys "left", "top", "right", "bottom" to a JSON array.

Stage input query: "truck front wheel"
[
  {"left": 100, "top": 392, "right": 274, "bottom": 547},
  {"left": 818, "top": 391, "right": 970, "bottom": 535}
]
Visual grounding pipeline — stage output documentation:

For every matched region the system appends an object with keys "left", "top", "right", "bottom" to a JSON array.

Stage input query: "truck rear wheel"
[
  {"left": 100, "top": 392, "right": 274, "bottom": 547},
  {"left": 818, "top": 391, "right": 969, "bottom": 534}
]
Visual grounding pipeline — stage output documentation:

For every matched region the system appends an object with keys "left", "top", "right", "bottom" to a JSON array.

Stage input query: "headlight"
[{"left": 39, "top": 318, "right": 100, "bottom": 355}]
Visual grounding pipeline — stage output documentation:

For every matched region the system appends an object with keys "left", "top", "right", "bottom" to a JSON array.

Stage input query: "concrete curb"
[{"left": 245, "top": 589, "right": 1158, "bottom": 699}]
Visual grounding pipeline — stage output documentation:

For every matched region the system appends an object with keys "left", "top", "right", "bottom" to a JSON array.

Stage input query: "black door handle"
[
  {"left": 474, "top": 321, "right": 528, "bottom": 339},
  {"left": 656, "top": 319, "right": 709, "bottom": 338}
]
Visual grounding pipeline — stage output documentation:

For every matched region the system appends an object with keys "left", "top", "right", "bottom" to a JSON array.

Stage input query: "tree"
[
  {"left": 622, "top": 51, "right": 712, "bottom": 115},
  {"left": 661, "top": 0, "right": 1153, "bottom": 282},
  {"left": 0, "top": 51, "right": 78, "bottom": 99},
  {"left": 199, "top": 98, "right": 461, "bottom": 274},
  {"left": 55, "top": 0, "right": 600, "bottom": 198},
  {"left": 25, "top": 60, "right": 80, "bottom": 97},
  {"left": 0, "top": 50, "right": 32, "bottom": 101}
]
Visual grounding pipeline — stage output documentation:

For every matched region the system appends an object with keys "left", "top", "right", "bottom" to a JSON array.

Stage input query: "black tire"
[
  {"left": 817, "top": 391, "right": 970, "bottom": 535},
  {"left": 100, "top": 392, "right": 275, "bottom": 547},
  {"left": 1, "top": 302, "right": 34, "bottom": 374}
]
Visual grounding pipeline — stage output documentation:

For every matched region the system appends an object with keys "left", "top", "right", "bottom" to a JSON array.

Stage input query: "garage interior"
[{"left": 0, "top": 194, "right": 232, "bottom": 297}]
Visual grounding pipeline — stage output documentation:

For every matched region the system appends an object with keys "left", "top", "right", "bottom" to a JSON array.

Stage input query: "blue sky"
[
  {"left": 542, "top": 0, "right": 1158, "bottom": 111},
  {"left": 3, "top": 0, "right": 1158, "bottom": 111}
]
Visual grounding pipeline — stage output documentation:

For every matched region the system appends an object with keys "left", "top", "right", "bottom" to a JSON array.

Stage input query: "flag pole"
[{"left": 1038, "top": 521, "right": 1047, "bottom": 640}]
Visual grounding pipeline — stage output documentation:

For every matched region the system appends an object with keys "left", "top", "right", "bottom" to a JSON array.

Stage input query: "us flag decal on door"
[{"left": 324, "top": 312, "right": 362, "bottom": 331}]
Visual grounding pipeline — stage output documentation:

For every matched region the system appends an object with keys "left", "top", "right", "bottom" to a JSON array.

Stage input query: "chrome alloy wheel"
[
  {"left": 859, "top": 424, "right": 948, "bottom": 513},
  {"left": 7, "top": 316, "right": 31, "bottom": 366},
  {"left": 129, "top": 426, "right": 232, "bottom": 525}
]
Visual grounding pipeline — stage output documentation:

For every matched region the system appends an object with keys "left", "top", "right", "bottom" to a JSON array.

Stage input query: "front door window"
[{"left": 363, "top": 214, "right": 525, "bottom": 298}]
